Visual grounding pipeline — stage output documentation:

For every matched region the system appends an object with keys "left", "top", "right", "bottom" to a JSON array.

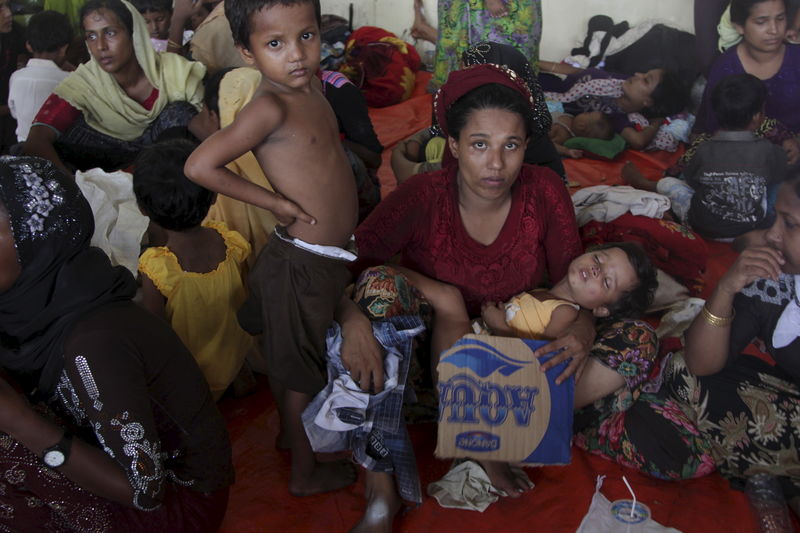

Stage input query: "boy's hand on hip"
[{"left": 272, "top": 193, "right": 316, "bottom": 226}]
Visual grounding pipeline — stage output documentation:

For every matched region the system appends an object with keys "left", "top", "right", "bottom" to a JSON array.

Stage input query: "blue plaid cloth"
[{"left": 302, "top": 315, "right": 425, "bottom": 503}]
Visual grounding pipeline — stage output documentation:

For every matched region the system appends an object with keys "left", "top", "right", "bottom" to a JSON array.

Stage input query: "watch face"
[{"left": 44, "top": 449, "right": 65, "bottom": 467}]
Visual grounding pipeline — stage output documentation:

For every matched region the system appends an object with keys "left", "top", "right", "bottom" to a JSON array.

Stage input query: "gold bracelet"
[
  {"left": 167, "top": 39, "right": 182, "bottom": 49},
  {"left": 701, "top": 305, "right": 735, "bottom": 327}
]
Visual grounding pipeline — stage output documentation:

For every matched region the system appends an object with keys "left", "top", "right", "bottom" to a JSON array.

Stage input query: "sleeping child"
[
  {"left": 389, "top": 242, "right": 656, "bottom": 496},
  {"left": 549, "top": 110, "right": 615, "bottom": 158}
]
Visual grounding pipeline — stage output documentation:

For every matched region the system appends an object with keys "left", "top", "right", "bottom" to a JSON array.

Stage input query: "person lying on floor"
[
  {"left": 539, "top": 59, "right": 689, "bottom": 150},
  {"left": 622, "top": 73, "right": 786, "bottom": 241}
]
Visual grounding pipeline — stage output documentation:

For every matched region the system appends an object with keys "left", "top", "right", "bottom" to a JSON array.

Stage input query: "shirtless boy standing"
[{"left": 184, "top": 0, "right": 358, "bottom": 496}]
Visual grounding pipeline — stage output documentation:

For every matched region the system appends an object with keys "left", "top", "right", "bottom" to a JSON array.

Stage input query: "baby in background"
[
  {"left": 184, "top": 0, "right": 359, "bottom": 497},
  {"left": 134, "top": 139, "right": 254, "bottom": 401},
  {"left": 393, "top": 242, "right": 656, "bottom": 496},
  {"left": 549, "top": 110, "right": 615, "bottom": 159},
  {"left": 8, "top": 10, "right": 72, "bottom": 144}
]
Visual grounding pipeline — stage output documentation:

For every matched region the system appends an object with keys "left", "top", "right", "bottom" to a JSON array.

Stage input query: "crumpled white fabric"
[
  {"left": 576, "top": 476, "right": 682, "bottom": 533},
  {"left": 427, "top": 460, "right": 532, "bottom": 512},
  {"left": 656, "top": 297, "right": 705, "bottom": 340},
  {"left": 648, "top": 269, "right": 690, "bottom": 313},
  {"left": 572, "top": 185, "right": 671, "bottom": 226},
  {"left": 313, "top": 374, "right": 370, "bottom": 431},
  {"left": 313, "top": 348, "right": 400, "bottom": 432},
  {"left": 773, "top": 275, "right": 800, "bottom": 349},
  {"left": 75, "top": 168, "right": 149, "bottom": 274}
]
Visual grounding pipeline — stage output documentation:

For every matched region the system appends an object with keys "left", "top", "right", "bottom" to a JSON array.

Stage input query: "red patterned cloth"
[
  {"left": 352, "top": 164, "right": 581, "bottom": 316},
  {"left": 33, "top": 89, "right": 160, "bottom": 134},
  {"left": 339, "top": 26, "right": 420, "bottom": 108},
  {"left": 580, "top": 214, "right": 708, "bottom": 296}
]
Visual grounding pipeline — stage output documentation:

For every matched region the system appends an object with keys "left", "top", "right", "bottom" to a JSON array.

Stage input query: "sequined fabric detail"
[
  {"left": 0, "top": 157, "right": 69, "bottom": 245},
  {"left": 0, "top": 432, "right": 113, "bottom": 532},
  {"left": 52, "top": 359, "right": 189, "bottom": 511},
  {"left": 110, "top": 412, "right": 165, "bottom": 511},
  {"left": 52, "top": 373, "right": 88, "bottom": 426},
  {"left": 75, "top": 356, "right": 103, "bottom": 411}
]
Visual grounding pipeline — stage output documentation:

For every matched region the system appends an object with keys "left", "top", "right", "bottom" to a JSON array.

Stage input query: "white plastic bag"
[{"left": 576, "top": 476, "right": 682, "bottom": 533}]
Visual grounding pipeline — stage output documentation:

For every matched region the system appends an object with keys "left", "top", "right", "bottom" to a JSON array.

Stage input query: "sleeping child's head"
[
  {"left": 571, "top": 111, "right": 615, "bottom": 140},
  {"left": 711, "top": 73, "right": 766, "bottom": 132},
  {"left": 559, "top": 242, "right": 656, "bottom": 319},
  {"left": 131, "top": 0, "right": 172, "bottom": 40},
  {"left": 133, "top": 139, "right": 215, "bottom": 232},
  {"left": 622, "top": 69, "right": 689, "bottom": 118}
]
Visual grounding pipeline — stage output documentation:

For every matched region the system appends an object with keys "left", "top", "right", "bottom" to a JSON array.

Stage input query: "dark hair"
[
  {"left": 80, "top": 0, "right": 134, "bottom": 35},
  {"left": 731, "top": 0, "right": 785, "bottom": 25},
  {"left": 130, "top": 0, "right": 171, "bottom": 13},
  {"left": 26, "top": 10, "right": 73, "bottom": 53},
  {"left": 203, "top": 67, "right": 235, "bottom": 114},
  {"left": 226, "top": 0, "right": 321, "bottom": 48},
  {"left": 133, "top": 139, "right": 214, "bottom": 232},
  {"left": 642, "top": 70, "right": 689, "bottom": 118},
  {"left": 711, "top": 73, "right": 766, "bottom": 130},
  {"left": 446, "top": 83, "right": 533, "bottom": 140},
  {"left": 590, "top": 242, "right": 657, "bottom": 319},
  {"left": 587, "top": 113, "right": 614, "bottom": 141}
]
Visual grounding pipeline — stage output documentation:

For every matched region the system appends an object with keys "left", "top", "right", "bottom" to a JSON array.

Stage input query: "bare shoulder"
[
  {"left": 543, "top": 303, "right": 580, "bottom": 339},
  {"left": 232, "top": 89, "right": 287, "bottom": 135}
]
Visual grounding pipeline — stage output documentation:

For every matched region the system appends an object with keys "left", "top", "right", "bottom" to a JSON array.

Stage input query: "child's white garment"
[{"left": 8, "top": 58, "right": 69, "bottom": 142}]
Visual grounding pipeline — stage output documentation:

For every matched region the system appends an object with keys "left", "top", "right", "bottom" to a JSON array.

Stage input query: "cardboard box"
[{"left": 435, "top": 335, "right": 574, "bottom": 465}]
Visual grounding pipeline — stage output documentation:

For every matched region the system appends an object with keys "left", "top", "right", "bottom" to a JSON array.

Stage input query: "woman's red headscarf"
[{"left": 433, "top": 63, "right": 536, "bottom": 139}]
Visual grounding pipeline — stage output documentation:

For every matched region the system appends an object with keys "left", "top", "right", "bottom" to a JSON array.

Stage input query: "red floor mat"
[{"left": 218, "top": 378, "right": 787, "bottom": 532}]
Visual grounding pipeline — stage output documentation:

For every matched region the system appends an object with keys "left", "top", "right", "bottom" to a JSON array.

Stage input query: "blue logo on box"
[
  {"left": 440, "top": 338, "right": 531, "bottom": 377},
  {"left": 456, "top": 431, "right": 500, "bottom": 452}
]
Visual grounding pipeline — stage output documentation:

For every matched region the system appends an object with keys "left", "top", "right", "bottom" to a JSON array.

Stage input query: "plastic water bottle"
[{"left": 745, "top": 473, "right": 794, "bottom": 533}]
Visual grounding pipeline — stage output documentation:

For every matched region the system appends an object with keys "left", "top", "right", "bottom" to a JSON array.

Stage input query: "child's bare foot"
[
  {"left": 620, "top": 161, "right": 658, "bottom": 192},
  {"left": 289, "top": 459, "right": 357, "bottom": 497},
  {"left": 351, "top": 471, "right": 402, "bottom": 533},
  {"left": 477, "top": 460, "right": 532, "bottom": 498}
]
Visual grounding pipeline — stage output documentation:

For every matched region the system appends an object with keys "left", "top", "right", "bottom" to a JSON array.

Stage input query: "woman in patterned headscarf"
[
  {"left": 391, "top": 41, "right": 563, "bottom": 183},
  {"left": 0, "top": 156, "right": 232, "bottom": 531}
]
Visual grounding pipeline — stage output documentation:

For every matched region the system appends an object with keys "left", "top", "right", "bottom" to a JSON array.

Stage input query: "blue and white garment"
[{"left": 303, "top": 315, "right": 425, "bottom": 504}]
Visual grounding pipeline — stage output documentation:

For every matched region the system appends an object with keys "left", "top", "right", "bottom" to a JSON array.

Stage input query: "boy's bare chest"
[{"left": 268, "top": 96, "right": 337, "bottom": 147}]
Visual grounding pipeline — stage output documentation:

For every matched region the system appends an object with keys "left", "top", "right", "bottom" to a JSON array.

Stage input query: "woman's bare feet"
[
  {"left": 620, "top": 161, "right": 659, "bottom": 192},
  {"left": 289, "top": 459, "right": 357, "bottom": 497},
  {"left": 410, "top": 0, "right": 437, "bottom": 43},
  {"left": 351, "top": 471, "right": 403, "bottom": 533},
  {"left": 477, "top": 460, "right": 533, "bottom": 497}
]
